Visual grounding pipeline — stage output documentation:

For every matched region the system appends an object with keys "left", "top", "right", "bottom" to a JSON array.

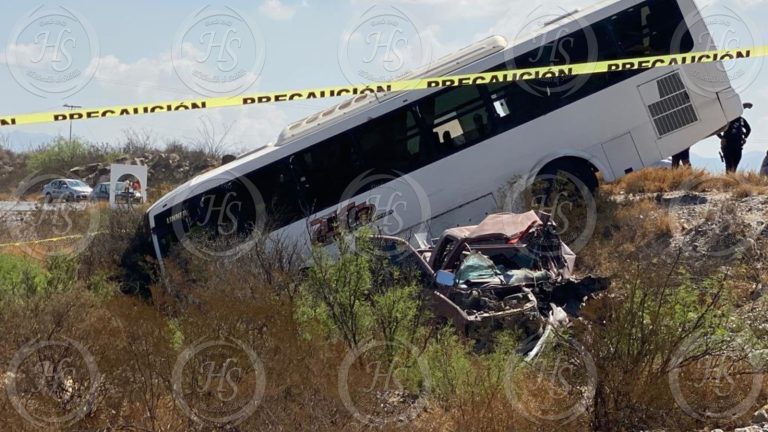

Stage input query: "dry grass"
[
  {"left": 602, "top": 167, "right": 709, "bottom": 194},
  {"left": 732, "top": 182, "right": 765, "bottom": 198},
  {"left": 603, "top": 167, "right": 768, "bottom": 196},
  {"left": 0, "top": 191, "right": 18, "bottom": 201},
  {"left": 147, "top": 182, "right": 177, "bottom": 204},
  {"left": 0, "top": 180, "right": 766, "bottom": 431},
  {"left": 577, "top": 196, "right": 674, "bottom": 275}
]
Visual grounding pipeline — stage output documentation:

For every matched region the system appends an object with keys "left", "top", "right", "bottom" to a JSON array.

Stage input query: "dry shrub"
[
  {"left": 602, "top": 168, "right": 709, "bottom": 195},
  {"left": 0, "top": 288, "right": 118, "bottom": 431},
  {"left": 1, "top": 181, "right": 765, "bottom": 431},
  {"left": 0, "top": 204, "right": 102, "bottom": 251},
  {"left": 154, "top": 242, "right": 376, "bottom": 431},
  {"left": 418, "top": 382, "right": 539, "bottom": 432},
  {"left": 603, "top": 167, "right": 768, "bottom": 196},
  {"left": 78, "top": 209, "right": 145, "bottom": 276},
  {"left": 147, "top": 182, "right": 177, "bottom": 204},
  {"left": 411, "top": 329, "right": 591, "bottom": 432},
  {"left": 0, "top": 241, "right": 378, "bottom": 431},
  {"left": 731, "top": 183, "right": 765, "bottom": 198},
  {"left": 732, "top": 171, "right": 768, "bottom": 189},
  {"left": 728, "top": 240, "right": 768, "bottom": 304},
  {"left": 578, "top": 254, "right": 765, "bottom": 431},
  {"left": 578, "top": 196, "right": 673, "bottom": 275},
  {"left": 97, "top": 296, "right": 180, "bottom": 431}
]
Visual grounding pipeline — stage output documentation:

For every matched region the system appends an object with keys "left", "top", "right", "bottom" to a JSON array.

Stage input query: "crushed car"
[{"left": 371, "top": 211, "right": 609, "bottom": 347}]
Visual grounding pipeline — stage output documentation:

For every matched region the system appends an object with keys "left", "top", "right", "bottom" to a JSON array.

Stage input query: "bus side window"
[
  {"left": 354, "top": 108, "right": 423, "bottom": 174},
  {"left": 417, "top": 85, "right": 493, "bottom": 156},
  {"left": 294, "top": 133, "right": 359, "bottom": 213},
  {"left": 247, "top": 161, "right": 305, "bottom": 229},
  {"left": 610, "top": 0, "right": 692, "bottom": 57}
]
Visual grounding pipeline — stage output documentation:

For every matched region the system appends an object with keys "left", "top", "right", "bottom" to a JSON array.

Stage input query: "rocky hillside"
[
  {"left": 0, "top": 147, "right": 26, "bottom": 187},
  {"left": 0, "top": 138, "right": 224, "bottom": 197},
  {"left": 67, "top": 151, "right": 220, "bottom": 187}
]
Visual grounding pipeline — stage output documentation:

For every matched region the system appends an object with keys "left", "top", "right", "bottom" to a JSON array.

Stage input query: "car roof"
[{"left": 443, "top": 212, "right": 543, "bottom": 242}]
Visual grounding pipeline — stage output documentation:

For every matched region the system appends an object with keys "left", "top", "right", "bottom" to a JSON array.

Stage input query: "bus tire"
[{"left": 537, "top": 158, "right": 599, "bottom": 195}]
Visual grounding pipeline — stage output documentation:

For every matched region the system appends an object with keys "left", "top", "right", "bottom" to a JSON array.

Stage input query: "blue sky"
[{"left": 1, "top": 0, "right": 767, "bottom": 164}]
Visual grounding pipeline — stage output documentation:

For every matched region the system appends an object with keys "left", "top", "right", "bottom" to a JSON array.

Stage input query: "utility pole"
[{"left": 62, "top": 104, "right": 82, "bottom": 144}]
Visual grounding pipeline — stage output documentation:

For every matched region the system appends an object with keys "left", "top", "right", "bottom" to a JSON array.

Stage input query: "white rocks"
[{"left": 735, "top": 426, "right": 762, "bottom": 432}]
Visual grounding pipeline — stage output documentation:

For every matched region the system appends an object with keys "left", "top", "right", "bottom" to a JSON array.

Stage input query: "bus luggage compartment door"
[
  {"left": 717, "top": 87, "right": 743, "bottom": 123},
  {"left": 601, "top": 133, "right": 643, "bottom": 178}
]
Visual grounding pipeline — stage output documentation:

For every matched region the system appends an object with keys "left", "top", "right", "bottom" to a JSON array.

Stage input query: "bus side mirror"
[{"left": 435, "top": 270, "right": 455, "bottom": 287}]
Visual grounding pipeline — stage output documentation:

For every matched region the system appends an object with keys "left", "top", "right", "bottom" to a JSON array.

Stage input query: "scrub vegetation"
[{"left": 0, "top": 168, "right": 766, "bottom": 431}]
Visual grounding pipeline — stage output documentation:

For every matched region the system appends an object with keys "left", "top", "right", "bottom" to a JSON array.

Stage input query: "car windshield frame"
[{"left": 66, "top": 180, "right": 88, "bottom": 188}]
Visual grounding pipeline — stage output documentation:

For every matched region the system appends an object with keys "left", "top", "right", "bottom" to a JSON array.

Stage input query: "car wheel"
[
  {"left": 44, "top": 193, "right": 52, "bottom": 204},
  {"left": 65, "top": 194, "right": 73, "bottom": 203}
]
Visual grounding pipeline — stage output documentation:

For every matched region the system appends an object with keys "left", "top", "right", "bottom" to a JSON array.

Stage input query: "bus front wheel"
[
  {"left": 536, "top": 158, "right": 600, "bottom": 194},
  {"left": 534, "top": 158, "right": 599, "bottom": 203}
]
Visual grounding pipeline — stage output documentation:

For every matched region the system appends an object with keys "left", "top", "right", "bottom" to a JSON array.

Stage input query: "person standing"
[{"left": 718, "top": 102, "right": 753, "bottom": 173}]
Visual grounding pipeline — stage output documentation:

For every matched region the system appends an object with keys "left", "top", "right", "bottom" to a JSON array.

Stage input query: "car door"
[
  {"left": 58, "top": 181, "right": 69, "bottom": 199},
  {"left": 429, "top": 235, "right": 460, "bottom": 271},
  {"left": 51, "top": 181, "right": 62, "bottom": 199},
  {"left": 371, "top": 236, "right": 434, "bottom": 282}
]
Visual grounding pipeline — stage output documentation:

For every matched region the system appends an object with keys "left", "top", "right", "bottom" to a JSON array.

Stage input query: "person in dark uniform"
[
  {"left": 671, "top": 148, "right": 691, "bottom": 168},
  {"left": 718, "top": 103, "right": 753, "bottom": 173}
]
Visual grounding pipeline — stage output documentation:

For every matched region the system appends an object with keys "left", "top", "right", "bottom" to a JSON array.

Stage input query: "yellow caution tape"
[
  {"left": 1, "top": 46, "right": 765, "bottom": 128},
  {"left": 0, "top": 234, "right": 87, "bottom": 248}
]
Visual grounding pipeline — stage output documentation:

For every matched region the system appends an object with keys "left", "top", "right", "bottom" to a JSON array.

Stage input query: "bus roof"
[{"left": 275, "top": 35, "right": 508, "bottom": 146}]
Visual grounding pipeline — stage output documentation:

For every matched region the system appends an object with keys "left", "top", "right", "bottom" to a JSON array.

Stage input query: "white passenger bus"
[{"left": 146, "top": 0, "right": 743, "bottom": 267}]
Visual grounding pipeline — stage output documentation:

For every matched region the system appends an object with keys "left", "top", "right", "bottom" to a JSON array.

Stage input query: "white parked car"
[{"left": 42, "top": 179, "right": 93, "bottom": 203}]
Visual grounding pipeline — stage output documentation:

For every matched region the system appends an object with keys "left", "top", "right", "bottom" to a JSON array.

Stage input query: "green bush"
[
  {"left": 298, "top": 234, "right": 374, "bottom": 348},
  {"left": 45, "top": 255, "right": 80, "bottom": 293},
  {"left": 583, "top": 262, "right": 745, "bottom": 430},
  {"left": 0, "top": 253, "right": 47, "bottom": 301},
  {"left": 87, "top": 271, "right": 118, "bottom": 300},
  {"left": 404, "top": 328, "right": 520, "bottom": 402},
  {"left": 27, "top": 137, "right": 91, "bottom": 174},
  {"left": 0, "top": 254, "right": 83, "bottom": 303},
  {"left": 298, "top": 231, "right": 426, "bottom": 351}
]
